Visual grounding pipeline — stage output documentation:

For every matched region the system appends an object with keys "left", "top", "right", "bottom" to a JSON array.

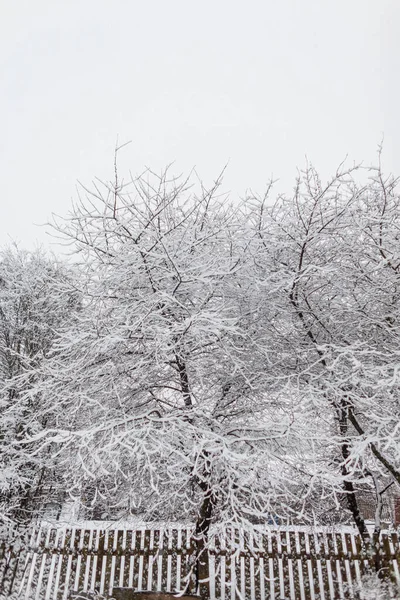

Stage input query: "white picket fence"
[{"left": 1, "top": 525, "right": 400, "bottom": 599}]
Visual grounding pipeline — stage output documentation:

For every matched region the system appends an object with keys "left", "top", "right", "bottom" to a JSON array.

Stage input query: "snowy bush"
[{"left": 351, "top": 573, "right": 400, "bottom": 600}]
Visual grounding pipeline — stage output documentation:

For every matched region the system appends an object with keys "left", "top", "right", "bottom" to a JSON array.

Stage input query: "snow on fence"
[{"left": 1, "top": 525, "right": 400, "bottom": 599}]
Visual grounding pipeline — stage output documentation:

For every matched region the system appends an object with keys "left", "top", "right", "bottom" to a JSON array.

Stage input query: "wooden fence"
[{"left": 1, "top": 525, "right": 400, "bottom": 599}]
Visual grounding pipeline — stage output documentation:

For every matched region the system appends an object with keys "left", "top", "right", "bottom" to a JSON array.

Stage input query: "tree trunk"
[
  {"left": 193, "top": 486, "right": 216, "bottom": 600},
  {"left": 338, "top": 404, "right": 371, "bottom": 546}
]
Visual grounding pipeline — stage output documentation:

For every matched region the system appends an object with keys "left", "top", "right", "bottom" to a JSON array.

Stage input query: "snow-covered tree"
[
  {"left": 0, "top": 246, "right": 79, "bottom": 531},
  {"left": 28, "top": 167, "right": 313, "bottom": 596},
  {"left": 246, "top": 157, "right": 400, "bottom": 558}
]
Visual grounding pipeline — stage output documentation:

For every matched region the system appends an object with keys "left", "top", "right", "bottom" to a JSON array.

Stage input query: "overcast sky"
[{"left": 1, "top": 0, "right": 399, "bottom": 249}]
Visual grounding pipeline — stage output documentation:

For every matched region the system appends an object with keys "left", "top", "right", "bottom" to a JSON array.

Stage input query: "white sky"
[{"left": 1, "top": 0, "right": 399, "bottom": 249}]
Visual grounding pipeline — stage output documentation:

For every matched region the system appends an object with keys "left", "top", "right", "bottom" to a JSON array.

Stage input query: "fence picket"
[
  {"left": 45, "top": 529, "right": 59, "bottom": 600},
  {"left": 229, "top": 552, "right": 236, "bottom": 600}
]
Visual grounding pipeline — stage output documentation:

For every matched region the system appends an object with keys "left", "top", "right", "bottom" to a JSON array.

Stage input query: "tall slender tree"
[{"left": 246, "top": 158, "right": 400, "bottom": 563}]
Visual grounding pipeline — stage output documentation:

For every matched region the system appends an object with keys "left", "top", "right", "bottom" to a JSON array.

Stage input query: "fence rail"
[{"left": 1, "top": 525, "right": 400, "bottom": 599}]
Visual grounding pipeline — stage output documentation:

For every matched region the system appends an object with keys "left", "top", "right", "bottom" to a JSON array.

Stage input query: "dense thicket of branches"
[
  {"left": 1, "top": 157, "right": 400, "bottom": 591},
  {"left": 0, "top": 247, "right": 79, "bottom": 532}
]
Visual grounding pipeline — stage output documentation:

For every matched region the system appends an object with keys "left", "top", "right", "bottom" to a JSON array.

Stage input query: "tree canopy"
[{"left": 2, "top": 157, "right": 400, "bottom": 592}]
